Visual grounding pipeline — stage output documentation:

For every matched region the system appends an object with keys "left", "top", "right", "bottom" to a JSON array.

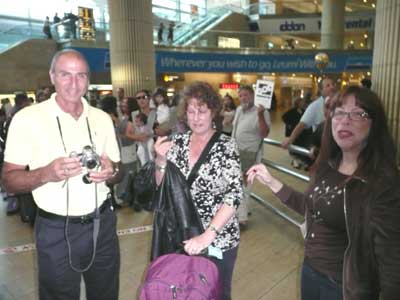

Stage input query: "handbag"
[
  {"left": 151, "top": 132, "right": 221, "bottom": 260},
  {"left": 133, "top": 161, "right": 156, "bottom": 211}
]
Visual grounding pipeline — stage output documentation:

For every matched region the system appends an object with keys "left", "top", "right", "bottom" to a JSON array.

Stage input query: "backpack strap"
[{"left": 187, "top": 132, "right": 220, "bottom": 187}]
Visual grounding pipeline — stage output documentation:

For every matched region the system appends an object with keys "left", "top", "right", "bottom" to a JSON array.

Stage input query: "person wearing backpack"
[{"left": 153, "top": 82, "right": 243, "bottom": 300}]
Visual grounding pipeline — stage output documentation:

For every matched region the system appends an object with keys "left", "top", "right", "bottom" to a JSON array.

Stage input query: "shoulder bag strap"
[{"left": 187, "top": 132, "right": 221, "bottom": 187}]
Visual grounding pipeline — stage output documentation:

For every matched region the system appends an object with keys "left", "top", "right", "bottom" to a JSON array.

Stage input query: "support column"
[
  {"left": 320, "top": 0, "right": 345, "bottom": 49},
  {"left": 371, "top": 0, "right": 400, "bottom": 161},
  {"left": 107, "top": 0, "right": 155, "bottom": 97},
  {"left": 274, "top": 0, "right": 284, "bottom": 14}
]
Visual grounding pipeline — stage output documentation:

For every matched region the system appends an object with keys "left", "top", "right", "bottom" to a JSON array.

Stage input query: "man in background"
[
  {"left": 281, "top": 77, "right": 336, "bottom": 149},
  {"left": 233, "top": 85, "right": 270, "bottom": 226}
]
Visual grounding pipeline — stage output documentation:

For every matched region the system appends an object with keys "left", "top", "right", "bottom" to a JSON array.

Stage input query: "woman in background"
[{"left": 221, "top": 94, "right": 236, "bottom": 136}]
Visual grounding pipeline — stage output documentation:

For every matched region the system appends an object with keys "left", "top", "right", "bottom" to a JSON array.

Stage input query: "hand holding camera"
[
  {"left": 70, "top": 148, "right": 115, "bottom": 184},
  {"left": 70, "top": 145, "right": 117, "bottom": 184},
  {"left": 70, "top": 145, "right": 101, "bottom": 184}
]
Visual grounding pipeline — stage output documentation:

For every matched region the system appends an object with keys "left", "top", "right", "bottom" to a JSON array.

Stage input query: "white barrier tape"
[
  {"left": 116, "top": 225, "right": 153, "bottom": 236},
  {"left": 0, "top": 243, "right": 36, "bottom": 255},
  {"left": 0, "top": 225, "right": 153, "bottom": 255}
]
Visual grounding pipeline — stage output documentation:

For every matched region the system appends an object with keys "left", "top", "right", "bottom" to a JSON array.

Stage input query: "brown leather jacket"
[
  {"left": 341, "top": 170, "right": 400, "bottom": 300},
  {"left": 277, "top": 163, "right": 400, "bottom": 300}
]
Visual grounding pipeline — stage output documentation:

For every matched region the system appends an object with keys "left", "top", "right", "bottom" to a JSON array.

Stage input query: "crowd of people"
[{"left": 0, "top": 48, "right": 399, "bottom": 300}]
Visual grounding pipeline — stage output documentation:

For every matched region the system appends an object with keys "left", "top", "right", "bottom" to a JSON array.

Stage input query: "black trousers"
[
  {"left": 35, "top": 205, "right": 120, "bottom": 300},
  {"left": 210, "top": 246, "right": 238, "bottom": 300}
]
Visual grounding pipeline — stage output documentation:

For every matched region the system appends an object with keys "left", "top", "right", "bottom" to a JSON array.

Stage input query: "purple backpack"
[{"left": 139, "top": 253, "right": 222, "bottom": 300}]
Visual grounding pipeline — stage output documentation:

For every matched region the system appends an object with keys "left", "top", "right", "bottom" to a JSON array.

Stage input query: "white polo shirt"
[
  {"left": 232, "top": 105, "right": 271, "bottom": 152},
  {"left": 4, "top": 94, "right": 120, "bottom": 216},
  {"left": 300, "top": 96, "right": 325, "bottom": 132}
]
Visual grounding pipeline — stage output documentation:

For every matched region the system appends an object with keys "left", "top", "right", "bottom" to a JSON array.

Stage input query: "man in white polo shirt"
[
  {"left": 2, "top": 49, "right": 121, "bottom": 300},
  {"left": 233, "top": 85, "right": 271, "bottom": 226},
  {"left": 281, "top": 77, "right": 336, "bottom": 149}
]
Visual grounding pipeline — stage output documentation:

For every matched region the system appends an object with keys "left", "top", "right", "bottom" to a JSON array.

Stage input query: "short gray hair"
[{"left": 49, "top": 49, "right": 90, "bottom": 75}]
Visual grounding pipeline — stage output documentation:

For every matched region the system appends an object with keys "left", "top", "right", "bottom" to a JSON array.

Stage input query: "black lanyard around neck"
[{"left": 56, "top": 116, "right": 94, "bottom": 154}]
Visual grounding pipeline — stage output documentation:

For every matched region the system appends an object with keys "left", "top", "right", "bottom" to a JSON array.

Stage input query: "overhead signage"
[
  {"left": 156, "top": 50, "right": 372, "bottom": 73},
  {"left": 71, "top": 47, "right": 372, "bottom": 74},
  {"left": 259, "top": 12, "right": 375, "bottom": 34},
  {"left": 220, "top": 83, "right": 239, "bottom": 89}
]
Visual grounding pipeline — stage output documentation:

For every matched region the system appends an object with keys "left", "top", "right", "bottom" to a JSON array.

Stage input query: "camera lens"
[{"left": 86, "top": 159, "right": 97, "bottom": 169}]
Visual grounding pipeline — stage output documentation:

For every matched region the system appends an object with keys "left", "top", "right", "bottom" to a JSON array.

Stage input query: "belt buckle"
[{"left": 80, "top": 215, "right": 92, "bottom": 224}]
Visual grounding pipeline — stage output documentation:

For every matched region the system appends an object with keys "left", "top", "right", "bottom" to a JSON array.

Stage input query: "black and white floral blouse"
[{"left": 167, "top": 131, "right": 243, "bottom": 252}]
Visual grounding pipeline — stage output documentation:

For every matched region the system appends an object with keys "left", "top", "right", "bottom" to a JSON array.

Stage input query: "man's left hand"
[{"left": 88, "top": 154, "right": 115, "bottom": 183}]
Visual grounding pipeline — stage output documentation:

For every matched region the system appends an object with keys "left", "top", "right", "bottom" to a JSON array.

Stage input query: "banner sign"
[
  {"left": 71, "top": 47, "right": 372, "bottom": 74},
  {"left": 259, "top": 12, "right": 375, "bottom": 34},
  {"left": 156, "top": 51, "right": 372, "bottom": 73}
]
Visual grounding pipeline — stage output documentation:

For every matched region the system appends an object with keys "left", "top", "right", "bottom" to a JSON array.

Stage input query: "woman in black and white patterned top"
[{"left": 154, "top": 82, "right": 243, "bottom": 300}]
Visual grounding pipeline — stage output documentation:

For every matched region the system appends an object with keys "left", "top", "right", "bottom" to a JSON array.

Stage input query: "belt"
[{"left": 38, "top": 201, "right": 110, "bottom": 224}]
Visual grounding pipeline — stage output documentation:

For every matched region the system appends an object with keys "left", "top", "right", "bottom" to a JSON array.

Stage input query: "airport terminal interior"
[{"left": 1, "top": 0, "right": 399, "bottom": 299}]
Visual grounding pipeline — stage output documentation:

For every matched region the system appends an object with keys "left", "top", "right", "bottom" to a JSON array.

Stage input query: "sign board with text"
[{"left": 255, "top": 80, "right": 274, "bottom": 109}]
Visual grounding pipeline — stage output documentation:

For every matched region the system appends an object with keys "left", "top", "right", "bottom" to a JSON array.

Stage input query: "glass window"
[{"left": 153, "top": 0, "right": 178, "bottom": 10}]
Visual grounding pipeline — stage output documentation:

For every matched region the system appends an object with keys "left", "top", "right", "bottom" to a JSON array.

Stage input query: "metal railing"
[{"left": 250, "top": 138, "right": 310, "bottom": 227}]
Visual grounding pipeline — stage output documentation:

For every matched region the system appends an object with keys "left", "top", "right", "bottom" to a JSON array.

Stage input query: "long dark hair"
[{"left": 313, "top": 85, "right": 398, "bottom": 180}]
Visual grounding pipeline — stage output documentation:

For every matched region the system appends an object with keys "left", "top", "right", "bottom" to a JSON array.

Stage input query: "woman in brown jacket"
[{"left": 248, "top": 85, "right": 400, "bottom": 300}]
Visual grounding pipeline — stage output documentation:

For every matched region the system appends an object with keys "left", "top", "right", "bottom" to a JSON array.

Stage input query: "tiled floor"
[{"left": 0, "top": 109, "right": 309, "bottom": 300}]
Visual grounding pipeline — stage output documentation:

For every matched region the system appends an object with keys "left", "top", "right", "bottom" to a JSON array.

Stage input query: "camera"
[
  {"left": 70, "top": 145, "right": 101, "bottom": 170},
  {"left": 70, "top": 146, "right": 101, "bottom": 184}
]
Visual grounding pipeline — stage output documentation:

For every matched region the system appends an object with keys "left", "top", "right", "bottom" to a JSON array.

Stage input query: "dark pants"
[
  {"left": 35, "top": 205, "right": 120, "bottom": 300},
  {"left": 301, "top": 261, "right": 342, "bottom": 300},
  {"left": 210, "top": 246, "right": 238, "bottom": 300}
]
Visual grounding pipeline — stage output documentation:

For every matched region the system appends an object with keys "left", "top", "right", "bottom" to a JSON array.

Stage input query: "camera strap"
[
  {"left": 56, "top": 116, "right": 100, "bottom": 273},
  {"left": 56, "top": 116, "right": 95, "bottom": 152}
]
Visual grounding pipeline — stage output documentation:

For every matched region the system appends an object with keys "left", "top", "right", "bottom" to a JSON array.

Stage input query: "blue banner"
[
  {"left": 71, "top": 47, "right": 372, "bottom": 74},
  {"left": 156, "top": 51, "right": 372, "bottom": 73},
  {"left": 71, "top": 47, "right": 110, "bottom": 72}
]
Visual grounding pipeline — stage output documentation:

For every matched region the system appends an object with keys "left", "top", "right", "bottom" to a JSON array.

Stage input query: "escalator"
[{"left": 171, "top": 7, "right": 232, "bottom": 46}]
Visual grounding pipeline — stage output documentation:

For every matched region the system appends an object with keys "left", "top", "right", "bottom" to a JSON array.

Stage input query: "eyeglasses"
[
  {"left": 331, "top": 110, "right": 370, "bottom": 121},
  {"left": 136, "top": 95, "right": 148, "bottom": 100}
]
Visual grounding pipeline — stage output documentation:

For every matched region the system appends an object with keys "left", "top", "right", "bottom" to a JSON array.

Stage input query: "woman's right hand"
[
  {"left": 247, "top": 164, "right": 274, "bottom": 185},
  {"left": 154, "top": 136, "right": 173, "bottom": 162},
  {"left": 247, "top": 164, "right": 283, "bottom": 193}
]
